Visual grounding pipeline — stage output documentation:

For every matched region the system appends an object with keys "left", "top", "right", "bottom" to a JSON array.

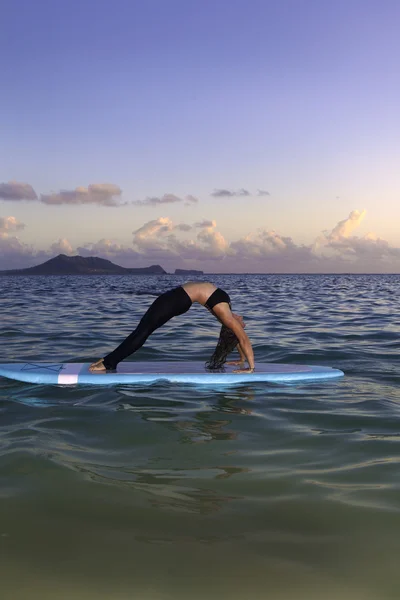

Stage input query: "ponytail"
[{"left": 205, "top": 325, "right": 239, "bottom": 371}]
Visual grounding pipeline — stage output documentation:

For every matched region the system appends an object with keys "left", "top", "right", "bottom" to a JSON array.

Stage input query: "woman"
[{"left": 89, "top": 281, "right": 255, "bottom": 373}]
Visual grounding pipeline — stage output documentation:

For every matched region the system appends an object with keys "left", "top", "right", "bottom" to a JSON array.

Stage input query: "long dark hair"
[{"left": 205, "top": 325, "right": 239, "bottom": 371}]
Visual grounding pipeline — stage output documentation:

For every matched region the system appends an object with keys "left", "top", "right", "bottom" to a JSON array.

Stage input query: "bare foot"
[{"left": 89, "top": 359, "right": 106, "bottom": 372}]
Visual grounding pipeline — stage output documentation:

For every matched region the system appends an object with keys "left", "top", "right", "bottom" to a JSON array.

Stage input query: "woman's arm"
[
  {"left": 226, "top": 343, "right": 246, "bottom": 366},
  {"left": 231, "top": 327, "right": 255, "bottom": 372},
  {"left": 215, "top": 311, "right": 255, "bottom": 371},
  {"left": 237, "top": 343, "right": 246, "bottom": 362}
]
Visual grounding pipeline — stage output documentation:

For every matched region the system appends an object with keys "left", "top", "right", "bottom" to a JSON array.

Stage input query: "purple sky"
[{"left": 1, "top": 0, "right": 400, "bottom": 272}]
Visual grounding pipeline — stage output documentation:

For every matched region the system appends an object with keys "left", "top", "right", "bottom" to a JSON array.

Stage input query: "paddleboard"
[{"left": 0, "top": 361, "right": 344, "bottom": 386}]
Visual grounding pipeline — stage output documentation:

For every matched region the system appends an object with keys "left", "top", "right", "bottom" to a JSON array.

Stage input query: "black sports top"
[{"left": 204, "top": 288, "right": 231, "bottom": 311}]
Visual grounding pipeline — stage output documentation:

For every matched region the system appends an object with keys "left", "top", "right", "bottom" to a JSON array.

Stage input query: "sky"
[{"left": 1, "top": 0, "right": 400, "bottom": 273}]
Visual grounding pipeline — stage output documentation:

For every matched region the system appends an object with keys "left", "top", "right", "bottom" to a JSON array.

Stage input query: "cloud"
[
  {"left": 0, "top": 236, "right": 34, "bottom": 269},
  {"left": 78, "top": 239, "right": 123, "bottom": 254},
  {"left": 309, "top": 209, "right": 400, "bottom": 269},
  {"left": 0, "top": 216, "right": 25, "bottom": 232},
  {"left": 326, "top": 209, "right": 366, "bottom": 241},
  {"left": 0, "top": 182, "right": 37, "bottom": 201},
  {"left": 76, "top": 239, "right": 142, "bottom": 263},
  {"left": 0, "top": 215, "right": 140, "bottom": 271},
  {"left": 3, "top": 207, "right": 400, "bottom": 274},
  {"left": 175, "top": 223, "right": 192, "bottom": 232},
  {"left": 133, "top": 194, "right": 199, "bottom": 207},
  {"left": 257, "top": 189, "right": 270, "bottom": 196},
  {"left": 130, "top": 217, "right": 229, "bottom": 262},
  {"left": 185, "top": 195, "right": 199, "bottom": 205},
  {"left": 0, "top": 216, "right": 35, "bottom": 270},
  {"left": 40, "top": 183, "right": 123, "bottom": 206},
  {"left": 133, "top": 194, "right": 181, "bottom": 206},
  {"left": 314, "top": 209, "right": 368, "bottom": 252},
  {"left": 210, "top": 188, "right": 256, "bottom": 197},
  {"left": 231, "top": 230, "right": 313, "bottom": 265},
  {"left": 210, "top": 189, "right": 235, "bottom": 197},
  {"left": 50, "top": 238, "right": 74, "bottom": 255},
  {"left": 75, "top": 210, "right": 400, "bottom": 272},
  {"left": 196, "top": 226, "right": 229, "bottom": 258},
  {"left": 195, "top": 220, "right": 216, "bottom": 228},
  {"left": 133, "top": 217, "right": 175, "bottom": 251}
]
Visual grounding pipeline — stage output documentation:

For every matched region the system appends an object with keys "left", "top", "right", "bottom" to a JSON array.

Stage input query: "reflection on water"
[{"left": 1, "top": 274, "right": 400, "bottom": 599}]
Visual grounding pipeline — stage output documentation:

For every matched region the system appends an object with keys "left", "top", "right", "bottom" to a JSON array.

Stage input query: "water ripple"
[{"left": 1, "top": 274, "right": 400, "bottom": 599}]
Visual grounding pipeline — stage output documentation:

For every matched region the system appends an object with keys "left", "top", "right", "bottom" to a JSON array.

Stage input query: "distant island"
[
  {"left": 174, "top": 268, "right": 204, "bottom": 276},
  {"left": 0, "top": 254, "right": 167, "bottom": 276}
]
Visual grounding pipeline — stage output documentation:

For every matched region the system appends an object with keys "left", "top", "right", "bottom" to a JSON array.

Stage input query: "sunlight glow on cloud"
[
  {"left": 50, "top": 238, "right": 74, "bottom": 255},
  {"left": 2, "top": 209, "right": 400, "bottom": 273},
  {"left": 133, "top": 217, "right": 174, "bottom": 249},
  {"left": 0, "top": 216, "right": 25, "bottom": 232},
  {"left": 129, "top": 217, "right": 229, "bottom": 262},
  {"left": 326, "top": 209, "right": 367, "bottom": 241}
]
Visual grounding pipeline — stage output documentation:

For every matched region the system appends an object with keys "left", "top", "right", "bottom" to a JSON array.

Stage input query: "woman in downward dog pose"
[{"left": 89, "top": 281, "right": 255, "bottom": 373}]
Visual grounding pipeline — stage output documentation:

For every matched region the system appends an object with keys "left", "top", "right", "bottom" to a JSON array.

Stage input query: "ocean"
[{"left": 1, "top": 273, "right": 400, "bottom": 600}]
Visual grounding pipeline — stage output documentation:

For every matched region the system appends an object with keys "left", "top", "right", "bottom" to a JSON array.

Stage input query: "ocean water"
[{"left": 1, "top": 273, "right": 400, "bottom": 600}]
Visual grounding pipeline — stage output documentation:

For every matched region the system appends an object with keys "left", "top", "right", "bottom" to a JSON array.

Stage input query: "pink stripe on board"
[{"left": 58, "top": 363, "right": 82, "bottom": 385}]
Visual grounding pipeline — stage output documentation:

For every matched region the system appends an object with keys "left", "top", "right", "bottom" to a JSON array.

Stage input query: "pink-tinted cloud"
[
  {"left": 2, "top": 209, "right": 400, "bottom": 273},
  {"left": 326, "top": 209, "right": 366, "bottom": 241},
  {"left": 133, "top": 217, "right": 175, "bottom": 250},
  {"left": 130, "top": 217, "right": 229, "bottom": 263},
  {"left": 50, "top": 238, "right": 74, "bottom": 255},
  {"left": 41, "top": 183, "right": 123, "bottom": 206},
  {"left": 0, "top": 216, "right": 25, "bottom": 232}
]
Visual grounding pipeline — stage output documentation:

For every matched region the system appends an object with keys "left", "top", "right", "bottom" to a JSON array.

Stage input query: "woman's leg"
[{"left": 102, "top": 286, "right": 191, "bottom": 369}]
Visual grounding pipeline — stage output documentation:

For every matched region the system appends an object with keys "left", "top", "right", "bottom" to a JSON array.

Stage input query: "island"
[
  {"left": 174, "top": 268, "right": 204, "bottom": 276},
  {"left": 0, "top": 254, "right": 167, "bottom": 276}
]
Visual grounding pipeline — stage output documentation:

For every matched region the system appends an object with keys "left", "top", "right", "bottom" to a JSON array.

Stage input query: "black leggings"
[{"left": 103, "top": 286, "right": 192, "bottom": 369}]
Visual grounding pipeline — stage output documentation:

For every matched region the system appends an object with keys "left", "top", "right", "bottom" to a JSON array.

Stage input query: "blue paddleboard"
[{"left": 0, "top": 361, "right": 344, "bottom": 386}]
